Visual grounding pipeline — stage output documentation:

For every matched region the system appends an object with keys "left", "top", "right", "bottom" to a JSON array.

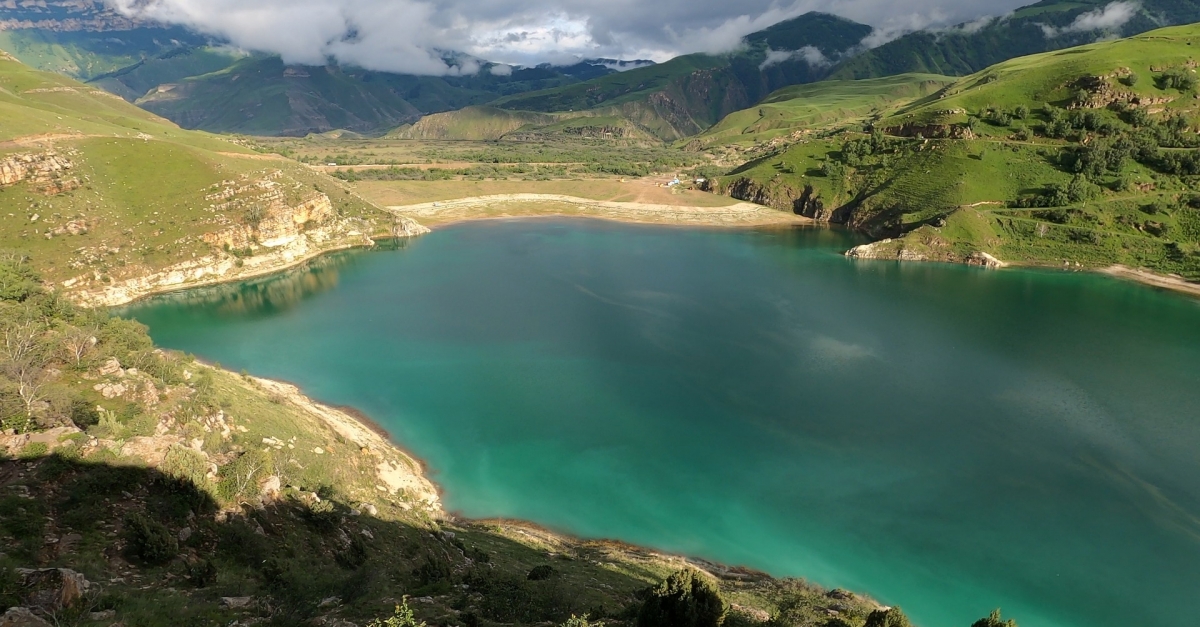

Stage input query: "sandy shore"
[
  {"left": 1100, "top": 265, "right": 1200, "bottom": 298},
  {"left": 388, "top": 193, "right": 810, "bottom": 228}
]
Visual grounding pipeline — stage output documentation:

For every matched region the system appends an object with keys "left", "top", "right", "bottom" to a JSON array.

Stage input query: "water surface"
[{"left": 123, "top": 220, "right": 1200, "bottom": 627}]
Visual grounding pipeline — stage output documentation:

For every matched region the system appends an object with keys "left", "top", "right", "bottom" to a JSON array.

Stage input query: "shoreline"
[
  {"left": 239, "top": 368, "right": 799, "bottom": 585},
  {"left": 81, "top": 214, "right": 1200, "bottom": 310},
  {"left": 1099, "top": 264, "right": 1200, "bottom": 298},
  {"left": 385, "top": 193, "right": 813, "bottom": 229}
]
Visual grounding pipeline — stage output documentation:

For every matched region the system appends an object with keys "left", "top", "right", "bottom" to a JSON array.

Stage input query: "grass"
[
  {"left": 696, "top": 74, "right": 956, "bottom": 147},
  {"left": 0, "top": 51, "right": 392, "bottom": 288},
  {"left": 698, "top": 23, "right": 1200, "bottom": 281}
]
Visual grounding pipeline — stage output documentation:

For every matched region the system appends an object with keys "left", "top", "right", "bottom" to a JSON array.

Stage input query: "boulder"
[
  {"left": 14, "top": 568, "right": 91, "bottom": 611},
  {"left": 98, "top": 357, "right": 124, "bottom": 377},
  {"left": 0, "top": 607, "right": 51, "bottom": 627}
]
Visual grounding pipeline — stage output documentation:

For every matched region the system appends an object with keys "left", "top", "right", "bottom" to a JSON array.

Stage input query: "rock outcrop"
[
  {"left": 718, "top": 178, "right": 848, "bottom": 222},
  {"left": 845, "top": 238, "right": 1007, "bottom": 268},
  {"left": 0, "top": 151, "right": 79, "bottom": 194},
  {"left": 203, "top": 193, "right": 335, "bottom": 250}
]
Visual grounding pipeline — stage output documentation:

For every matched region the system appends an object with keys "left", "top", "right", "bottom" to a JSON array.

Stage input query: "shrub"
[
  {"left": 528, "top": 565, "right": 556, "bottom": 581},
  {"left": 18, "top": 442, "right": 48, "bottom": 460},
  {"left": 637, "top": 569, "right": 727, "bottom": 627},
  {"left": 369, "top": 598, "right": 426, "bottom": 627},
  {"left": 160, "top": 445, "right": 209, "bottom": 487},
  {"left": 123, "top": 512, "right": 178, "bottom": 565},
  {"left": 0, "top": 259, "right": 41, "bottom": 302},
  {"left": 186, "top": 559, "right": 218, "bottom": 588},
  {"left": 1157, "top": 68, "right": 1197, "bottom": 91},
  {"left": 864, "top": 607, "right": 912, "bottom": 627},
  {"left": 971, "top": 609, "right": 1018, "bottom": 627}
]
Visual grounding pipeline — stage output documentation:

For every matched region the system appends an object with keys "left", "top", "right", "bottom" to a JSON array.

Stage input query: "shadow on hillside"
[{"left": 0, "top": 454, "right": 653, "bottom": 627}]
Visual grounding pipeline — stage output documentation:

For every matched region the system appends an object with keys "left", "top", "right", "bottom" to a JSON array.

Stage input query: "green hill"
[
  {"left": 831, "top": 0, "right": 1200, "bottom": 80},
  {"left": 490, "top": 13, "right": 874, "bottom": 140},
  {"left": 694, "top": 74, "right": 956, "bottom": 147},
  {"left": 700, "top": 23, "right": 1200, "bottom": 283},
  {"left": 0, "top": 47, "right": 399, "bottom": 300}
]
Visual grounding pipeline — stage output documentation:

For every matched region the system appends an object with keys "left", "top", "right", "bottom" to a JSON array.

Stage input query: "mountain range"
[{"left": 5, "top": 0, "right": 1200, "bottom": 139}]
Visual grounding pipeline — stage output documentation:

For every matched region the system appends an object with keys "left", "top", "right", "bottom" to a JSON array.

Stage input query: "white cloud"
[
  {"left": 101, "top": 0, "right": 1044, "bottom": 75},
  {"left": 489, "top": 63, "right": 513, "bottom": 76},
  {"left": 758, "top": 46, "right": 830, "bottom": 70},
  {"left": 1040, "top": 1, "right": 1140, "bottom": 38}
]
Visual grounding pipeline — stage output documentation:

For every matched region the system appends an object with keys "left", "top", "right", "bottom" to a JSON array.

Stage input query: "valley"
[{"left": 1, "top": 0, "right": 1200, "bottom": 626}]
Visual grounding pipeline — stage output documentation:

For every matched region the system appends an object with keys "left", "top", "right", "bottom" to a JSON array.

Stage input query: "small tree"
[
  {"left": 369, "top": 598, "right": 426, "bottom": 627},
  {"left": 637, "top": 569, "right": 727, "bottom": 627},
  {"left": 971, "top": 608, "right": 1018, "bottom": 627},
  {"left": 123, "top": 512, "right": 178, "bottom": 565}
]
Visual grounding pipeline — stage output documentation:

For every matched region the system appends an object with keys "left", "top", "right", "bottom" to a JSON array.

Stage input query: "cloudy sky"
[{"left": 104, "top": 0, "right": 1108, "bottom": 75}]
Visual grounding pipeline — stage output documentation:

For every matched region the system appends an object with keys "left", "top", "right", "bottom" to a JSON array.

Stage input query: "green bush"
[
  {"left": 123, "top": 512, "right": 178, "bottom": 565},
  {"left": 528, "top": 565, "right": 555, "bottom": 581},
  {"left": 864, "top": 607, "right": 912, "bottom": 627},
  {"left": 369, "top": 598, "right": 426, "bottom": 627},
  {"left": 971, "top": 609, "right": 1018, "bottom": 627},
  {"left": 637, "top": 569, "right": 727, "bottom": 627},
  {"left": 186, "top": 559, "right": 218, "bottom": 588}
]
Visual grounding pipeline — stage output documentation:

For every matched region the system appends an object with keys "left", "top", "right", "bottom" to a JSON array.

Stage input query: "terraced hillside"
[
  {"left": 0, "top": 48, "right": 407, "bottom": 306},
  {"left": 700, "top": 24, "right": 1200, "bottom": 284}
]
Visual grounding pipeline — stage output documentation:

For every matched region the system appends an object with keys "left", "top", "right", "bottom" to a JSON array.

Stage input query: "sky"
[{"left": 102, "top": 0, "right": 1133, "bottom": 75}]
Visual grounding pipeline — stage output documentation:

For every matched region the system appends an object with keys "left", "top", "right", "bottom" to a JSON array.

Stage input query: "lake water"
[{"left": 121, "top": 219, "right": 1200, "bottom": 627}]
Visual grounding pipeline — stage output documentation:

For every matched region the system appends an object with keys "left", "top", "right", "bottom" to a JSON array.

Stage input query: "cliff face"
[
  {"left": 203, "top": 193, "right": 335, "bottom": 250},
  {"left": 0, "top": 151, "right": 80, "bottom": 194},
  {"left": 0, "top": 0, "right": 151, "bottom": 31},
  {"left": 716, "top": 177, "right": 849, "bottom": 223}
]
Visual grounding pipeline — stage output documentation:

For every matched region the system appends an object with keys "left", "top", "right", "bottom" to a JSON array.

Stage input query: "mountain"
[
  {"left": 830, "top": 0, "right": 1200, "bottom": 80},
  {"left": 0, "top": 1, "right": 653, "bottom": 135},
  {"left": 489, "top": 12, "right": 874, "bottom": 140},
  {"left": 699, "top": 23, "right": 1200, "bottom": 283}
]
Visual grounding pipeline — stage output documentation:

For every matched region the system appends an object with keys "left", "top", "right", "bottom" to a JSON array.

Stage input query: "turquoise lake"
[{"left": 121, "top": 219, "right": 1200, "bottom": 627}]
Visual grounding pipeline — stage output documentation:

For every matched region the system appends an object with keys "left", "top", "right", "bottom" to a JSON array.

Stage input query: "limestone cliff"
[
  {"left": 846, "top": 235, "right": 1006, "bottom": 268},
  {"left": 202, "top": 192, "right": 335, "bottom": 250},
  {"left": 0, "top": 150, "right": 79, "bottom": 194}
]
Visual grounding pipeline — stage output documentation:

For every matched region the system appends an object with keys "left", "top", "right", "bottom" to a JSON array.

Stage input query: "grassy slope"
[
  {"left": 0, "top": 50, "right": 390, "bottom": 288},
  {"left": 703, "top": 24, "right": 1200, "bottom": 281},
  {"left": 695, "top": 74, "right": 956, "bottom": 147}
]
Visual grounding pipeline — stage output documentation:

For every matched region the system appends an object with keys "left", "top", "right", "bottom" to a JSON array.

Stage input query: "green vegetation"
[
  {"left": 636, "top": 569, "right": 726, "bottom": 627},
  {"left": 695, "top": 74, "right": 956, "bottom": 148},
  {"left": 699, "top": 23, "right": 1200, "bottom": 282},
  {"left": 0, "top": 49, "right": 392, "bottom": 292}
]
